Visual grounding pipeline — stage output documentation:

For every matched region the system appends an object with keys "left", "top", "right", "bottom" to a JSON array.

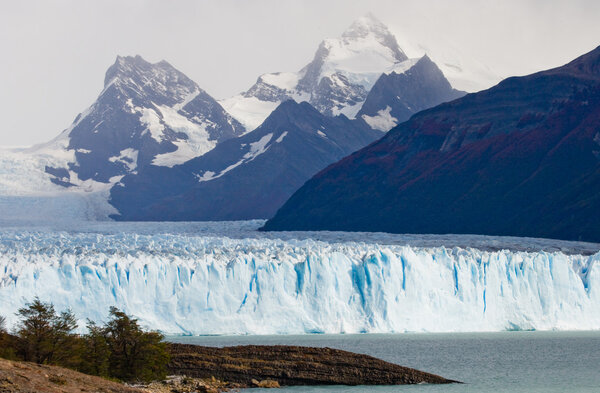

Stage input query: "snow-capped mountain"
[
  {"left": 110, "top": 100, "right": 382, "bottom": 221},
  {"left": 0, "top": 15, "right": 495, "bottom": 224},
  {"left": 41, "top": 55, "right": 244, "bottom": 186},
  {"left": 220, "top": 14, "right": 439, "bottom": 131}
]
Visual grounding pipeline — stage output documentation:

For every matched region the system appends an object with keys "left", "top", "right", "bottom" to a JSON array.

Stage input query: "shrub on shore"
[
  {"left": 0, "top": 299, "right": 169, "bottom": 383},
  {"left": 15, "top": 298, "right": 80, "bottom": 366},
  {"left": 104, "top": 307, "right": 169, "bottom": 382},
  {"left": 0, "top": 315, "right": 17, "bottom": 359}
]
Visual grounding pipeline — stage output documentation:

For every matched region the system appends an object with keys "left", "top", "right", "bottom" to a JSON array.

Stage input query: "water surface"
[{"left": 168, "top": 331, "right": 600, "bottom": 392}]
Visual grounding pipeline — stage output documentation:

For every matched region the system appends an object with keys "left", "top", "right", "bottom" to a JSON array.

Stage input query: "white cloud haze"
[{"left": 1, "top": 0, "right": 599, "bottom": 146}]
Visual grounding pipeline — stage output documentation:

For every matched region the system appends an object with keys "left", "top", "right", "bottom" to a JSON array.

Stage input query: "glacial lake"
[{"left": 168, "top": 331, "right": 600, "bottom": 393}]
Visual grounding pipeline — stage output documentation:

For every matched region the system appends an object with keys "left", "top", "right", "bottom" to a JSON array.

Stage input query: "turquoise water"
[{"left": 168, "top": 331, "right": 600, "bottom": 392}]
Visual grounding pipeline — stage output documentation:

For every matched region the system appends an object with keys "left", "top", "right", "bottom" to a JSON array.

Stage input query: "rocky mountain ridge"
[{"left": 263, "top": 45, "right": 600, "bottom": 242}]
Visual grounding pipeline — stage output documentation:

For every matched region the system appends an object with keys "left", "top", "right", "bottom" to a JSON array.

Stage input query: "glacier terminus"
[{"left": 0, "top": 221, "right": 598, "bottom": 335}]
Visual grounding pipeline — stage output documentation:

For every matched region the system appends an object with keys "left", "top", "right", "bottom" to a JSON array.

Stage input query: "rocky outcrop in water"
[{"left": 167, "top": 344, "right": 457, "bottom": 386}]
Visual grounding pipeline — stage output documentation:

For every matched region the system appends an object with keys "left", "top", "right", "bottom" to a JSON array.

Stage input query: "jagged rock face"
[
  {"left": 357, "top": 55, "right": 466, "bottom": 131},
  {"left": 263, "top": 46, "right": 600, "bottom": 242},
  {"left": 46, "top": 55, "right": 244, "bottom": 185},
  {"left": 242, "top": 74, "right": 292, "bottom": 102},
  {"left": 309, "top": 73, "right": 369, "bottom": 116},
  {"left": 109, "top": 100, "right": 382, "bottom": 221}
]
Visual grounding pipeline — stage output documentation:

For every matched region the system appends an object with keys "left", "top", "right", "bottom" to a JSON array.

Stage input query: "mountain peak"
[
  {"left": 342, "top": 13, "right": 386, "bottom": 38},
  {"left": 115, "top": 54, "right": 145, "bottom": 64},
  {"left": 104, "top": 55, "right": 189, "bottom": 88},
  {"left": 109, "top": 55, "right": 153, "bottom": 78},
  {"left": 105, "top": 55, "right": 149, "bottom": 86},
  {"left": 260, "top": 100, "right": 319, "bottom": 127},
  {"left": 339, "top": 13, "right": 407, "bottom": 63},
  {"left": 102, "top": 55, "right": 198, "bottom": 106}
]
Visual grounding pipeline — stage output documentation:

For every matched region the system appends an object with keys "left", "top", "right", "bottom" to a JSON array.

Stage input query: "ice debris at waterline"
[{"left": 0, "top": 230, "right": 599, "bottom": 334}]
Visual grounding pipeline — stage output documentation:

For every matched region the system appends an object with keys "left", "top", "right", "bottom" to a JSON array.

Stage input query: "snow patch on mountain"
[
  {"left": 108, "top": 148, "right": 138, "bottom": 172},
  {"left": 219, "top": 95, "right": 281, "bottom": 132},
  {"left": 173, "top": 89, "right": 201, "bottom": 111},
  {"left": 151, "top": 104, "right": 217, "bottom": 167},
  {"left": 362, "top": 106, "right": 397, "bottom": 131},
  {"left": 220, "top": 13, "right": 488, "bottom": 131},
  {"left": 386, "top": 57, "right": 420, "bottom": 75},
  {"left": 275, "top": 131, "right": 288, "bottom": 143},
  {"left": 261, "top": 72, "right": 300, "bottom": 90},
  {"left": 139, "top": 108, "right": 165, "bottom": 142},
  {"left": 195, "top": 133, "right": 275, "bottom": 183},
  {"left": 245, "top": 133, "right": 273, "bottom": 159}
]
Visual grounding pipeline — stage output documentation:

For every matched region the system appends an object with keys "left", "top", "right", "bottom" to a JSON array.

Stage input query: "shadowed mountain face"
[
  {"left": 263, "top": 46, "right": 600, "bottom": 242},
  {"left": 44, "top": 55, "right": 244, "bottom": 186},
  {"left": 110, "top": 101, "right": 382, "bottom": 221},
  {"left": 357, "top": 55, "right": 465, "bottom": 131}
]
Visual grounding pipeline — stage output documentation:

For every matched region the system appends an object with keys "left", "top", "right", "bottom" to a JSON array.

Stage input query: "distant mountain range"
[
  {"left": 105, "top": 16, "right": 464, "bottom": 221},
  {"left": 263, "top": 45, "right": 600, "bottom": 242},
  {"left": 0, "top": 14, "right": 469, "bottom": 223},
  {"left": 220, "top": 14, "right": 466, "bottom": 132}
]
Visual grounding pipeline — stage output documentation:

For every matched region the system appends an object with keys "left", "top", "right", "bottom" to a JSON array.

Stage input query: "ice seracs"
[{"left": 0, "top": 223, "right": 598, "bottom": 335}]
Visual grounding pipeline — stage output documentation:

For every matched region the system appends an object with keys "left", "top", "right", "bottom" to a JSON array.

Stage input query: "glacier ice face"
[{"left": 0, "top": 222, "right": 599, "bottom": 335}]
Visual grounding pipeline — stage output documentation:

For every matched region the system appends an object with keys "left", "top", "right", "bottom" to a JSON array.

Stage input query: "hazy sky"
[{"left": 1, "top": 0, "right": 599, "bottom": 146}]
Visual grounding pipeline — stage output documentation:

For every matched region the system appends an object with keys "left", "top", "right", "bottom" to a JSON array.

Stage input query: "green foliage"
[
  {"left": 103, "top": 307, "right": 169, "bottom": 382},
  {"left": 0, "top": 315, "right": 17, "bottom": 360},
  {"left": 15, "top": 298, "right": 80, "bottom": 365},
  {"left": 79, "top": 320, "right": 110, "bottom": 377},
  {"left": 1, "top": 301, "right": 169, "bottom": 383}
]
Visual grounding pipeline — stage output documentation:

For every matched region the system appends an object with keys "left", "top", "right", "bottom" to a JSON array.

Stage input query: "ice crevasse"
[{"left": 0, "top": 232, "right": 598, "bottom": 335}]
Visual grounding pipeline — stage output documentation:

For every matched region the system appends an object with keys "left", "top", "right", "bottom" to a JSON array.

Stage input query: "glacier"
[{"left": 0, "top": 221, "right": 599, "bottom": 335}]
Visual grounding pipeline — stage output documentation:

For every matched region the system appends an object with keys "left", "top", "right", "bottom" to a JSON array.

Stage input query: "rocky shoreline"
[
  {"left": 166, "top": 343, "right": 458, "bottom": 387},
  {"left": 0, "top": 344, "right": 458, "bottom": 392}
]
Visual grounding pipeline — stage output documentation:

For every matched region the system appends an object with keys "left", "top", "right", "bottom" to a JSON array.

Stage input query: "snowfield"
[
  {"left": 0, "top": 147, "right": 117, "bottom": 222},
  {"left": 0, "top": 220, "right": 598, "bottom": 335}
]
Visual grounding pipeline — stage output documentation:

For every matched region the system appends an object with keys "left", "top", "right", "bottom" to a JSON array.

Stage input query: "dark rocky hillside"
[
  {"left": 264, "top": 46, "right": 600, "bottom": 242},
  {"left": 110, "top": 101, "right": 381, "bottom": 221},
  {"left": 357, "top": 55, "right": 465, "bottom": 130}
]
